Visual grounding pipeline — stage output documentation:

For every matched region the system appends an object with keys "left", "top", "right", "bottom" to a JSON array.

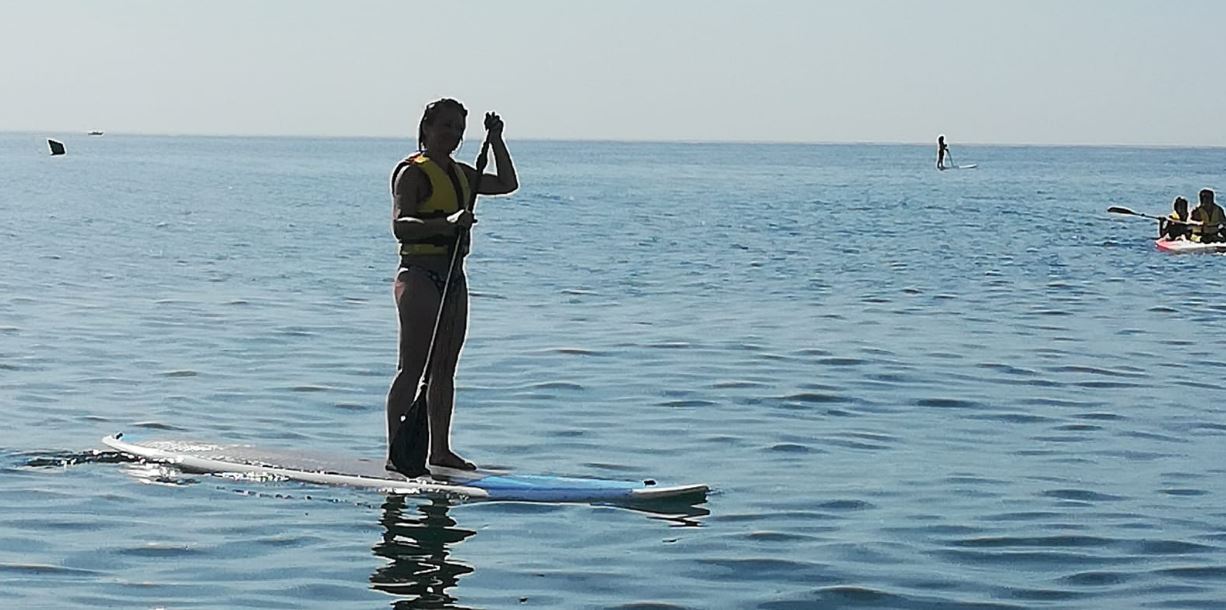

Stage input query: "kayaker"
[
  {"left": 1189, "top": 188, "right": 1226, "bottom": 243},
  {"left": 936, "top": 135, "right": 950, "bottom": 170},
  {"left": 1158, "top": 196, "right": 1192, "bottom": 241}
]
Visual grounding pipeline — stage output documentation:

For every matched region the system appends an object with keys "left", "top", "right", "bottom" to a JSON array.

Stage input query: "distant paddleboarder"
[
  {"left": 47, "top": 139, "right": 65, "bottom": 156},
  {"left": 936, "top": 135, "right": 950, "bottom": 170}
]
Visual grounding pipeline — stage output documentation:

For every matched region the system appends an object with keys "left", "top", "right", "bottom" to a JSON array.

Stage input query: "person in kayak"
[
  {"left": 1158, "top": 196, "right": 1192, "bottom": 241},
  {"left": 936, "top": 135, "right": 950, "bottom": 170},
  {"left": 387, "top": 98, "right": 519, "bottom": 471},
  {"left": 1190, "top": 188, "right": 1226, "bottom": 243}
]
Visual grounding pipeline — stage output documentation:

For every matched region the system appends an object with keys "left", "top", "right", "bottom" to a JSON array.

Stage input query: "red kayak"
[{"left": 1155, "top": 238, "right": 1226, "bottom": 253}]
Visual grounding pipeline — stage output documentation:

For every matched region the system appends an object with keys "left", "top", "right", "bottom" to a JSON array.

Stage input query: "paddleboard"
[
  {"left": 1155, "top": 238, "right": 1226, "bottom": 254},
  {"left": 102, "top": 433, "right": 708, "bottom": 504}
]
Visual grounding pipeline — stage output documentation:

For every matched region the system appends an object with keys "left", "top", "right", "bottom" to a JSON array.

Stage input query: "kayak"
[{"left": 1155, "top": 239, "right": 1226, "bottom": 254}]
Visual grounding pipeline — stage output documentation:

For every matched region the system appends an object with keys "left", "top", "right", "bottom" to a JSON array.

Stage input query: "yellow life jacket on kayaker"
[
  {"left": 1190, "top": 204, "right": 1225, "bottom": 242},
  {"left": 392, "top": 153, "right": 472, "bottom": 256},
  {"left": 1162, "top": 209, "right": 1192, "bottom": 240}
]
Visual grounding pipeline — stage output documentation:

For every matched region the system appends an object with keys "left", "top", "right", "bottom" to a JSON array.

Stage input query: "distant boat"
[
  {"left": 47, "top": 139, "right": 66, "bottom": 156},
  {"left": 88, "top": 130, "right": 104, "bottom": 136}
]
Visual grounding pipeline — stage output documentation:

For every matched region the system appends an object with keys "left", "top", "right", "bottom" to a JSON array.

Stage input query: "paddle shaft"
[{"left": 1108, "top": 206, "right": 1207, "bottom": 226}]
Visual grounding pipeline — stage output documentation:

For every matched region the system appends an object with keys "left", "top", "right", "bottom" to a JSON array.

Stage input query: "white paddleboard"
[
  {"left": 102, "top": 433, "right": 708, "bottom": 504},
  {"left": 939, "top": 164, "right": 977, "bottom": 170}
]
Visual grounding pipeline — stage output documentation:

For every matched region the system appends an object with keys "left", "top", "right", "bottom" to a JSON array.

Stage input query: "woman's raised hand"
[{"left": 484, "top": 112, "right": 504, "bottom": 137}]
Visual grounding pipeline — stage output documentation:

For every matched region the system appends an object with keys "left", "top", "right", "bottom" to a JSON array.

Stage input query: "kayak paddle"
[{"left": 1108, "top": 206, "right": 1201, "bottom": 225}]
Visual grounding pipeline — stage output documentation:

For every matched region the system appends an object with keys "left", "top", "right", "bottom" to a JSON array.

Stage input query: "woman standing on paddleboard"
[{"left": 387, "top": 98, "right": 518, "bottom": 471}]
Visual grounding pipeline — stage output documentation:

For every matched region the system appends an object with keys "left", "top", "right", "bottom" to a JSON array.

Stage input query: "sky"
[{"left": 3, "top": 0, "right": 1225, "bottom": 146}]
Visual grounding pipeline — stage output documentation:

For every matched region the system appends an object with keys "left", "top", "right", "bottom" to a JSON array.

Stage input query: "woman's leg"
[
  {"left": 427, "top": 273, "right": 474, "bottom": 469},
  {"left": 387, "top": 268, "right": 443, "bottom": 447}
]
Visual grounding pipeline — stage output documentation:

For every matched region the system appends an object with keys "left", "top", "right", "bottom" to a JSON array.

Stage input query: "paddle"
[
  {"left": 388, "top": 116, "right": 494, "bottom": 477},
  {"left": 1107, "top": 206, "right": 1202, "bottom": 225}
]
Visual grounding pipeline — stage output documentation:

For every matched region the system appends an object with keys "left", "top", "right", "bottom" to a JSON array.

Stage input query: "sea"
[{"left": 2, "top": 133, "right": 1225, "bottom": 609}]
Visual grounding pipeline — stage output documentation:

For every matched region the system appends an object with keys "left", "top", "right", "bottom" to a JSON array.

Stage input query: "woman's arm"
[{"left": 477, "top": 114, "right": 518, "bottom": 196}]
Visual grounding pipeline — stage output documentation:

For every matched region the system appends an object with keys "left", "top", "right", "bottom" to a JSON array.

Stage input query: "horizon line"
[{"left": 3, "top": 130, "right": 1226, "bottom": 150}]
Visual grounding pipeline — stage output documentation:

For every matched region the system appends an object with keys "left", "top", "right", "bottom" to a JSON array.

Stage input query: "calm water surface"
[{"left": 2, "top": 134, "right": 1226, "bottom": 609}]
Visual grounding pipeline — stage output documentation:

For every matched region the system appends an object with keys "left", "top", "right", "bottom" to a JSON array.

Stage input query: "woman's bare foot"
[{"left": 430, "top": 451, "right": 477, "bottom": 471}]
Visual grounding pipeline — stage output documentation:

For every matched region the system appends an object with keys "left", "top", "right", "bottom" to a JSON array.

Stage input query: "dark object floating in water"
[
  {"left": 47, "top": 139, "right": 66, "bottom": 155},
  {"left": 88, "top": 130, "right": 103, "bottom": 136}
]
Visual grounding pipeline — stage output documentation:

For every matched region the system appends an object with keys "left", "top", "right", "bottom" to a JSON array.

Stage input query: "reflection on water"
[
  {"left": 371, "top": 497, "right": 475, "bottom": 609},
  {"left": 618, "top": 499, "right": 711, "bottom": 527},
  {"left": 369, "top": 494, "right": 710, "bottom": 608}
]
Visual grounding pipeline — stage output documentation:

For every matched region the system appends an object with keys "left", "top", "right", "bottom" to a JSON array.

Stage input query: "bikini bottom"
[{"left": 397, "top": 265, "right": 460, "bottom": 297}]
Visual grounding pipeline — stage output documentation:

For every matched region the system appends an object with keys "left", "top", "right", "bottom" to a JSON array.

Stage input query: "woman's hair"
[
  {"left": 418, "top": 98, "right": 467, "bottom": 150},
  {"left": 1174, "top": 196, "right": 1188, "bottom": 207}
]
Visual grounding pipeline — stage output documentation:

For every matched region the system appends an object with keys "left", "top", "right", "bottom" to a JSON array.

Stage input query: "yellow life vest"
[
  {"left": 393, "top": 153, "right": 471, "bottom": 256},
  {"left": 1163, "top": 210, "right": 1191, "bottom": 239},
  {"left": 1190, "top": 204, "right": 1225, "bottom": 242}
]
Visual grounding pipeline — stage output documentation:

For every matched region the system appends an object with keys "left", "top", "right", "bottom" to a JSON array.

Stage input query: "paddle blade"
[
  {"left": 388, "top": 392, "right": 430, "bottom": 477},
  {"left": 1107, "top": 206, "right": 1136, "bottom": 215}
]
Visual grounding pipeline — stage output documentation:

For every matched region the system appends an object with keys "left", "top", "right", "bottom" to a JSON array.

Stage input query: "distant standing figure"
[
  {"left": 1190, "top": 188, "right": 1226, "bottom": 243},
  {"left": 936, "top": 135, "right": 950, "bottom": 170},
  {"left": 1158, "top": 196, "right": 1192, "bottom": 241}
]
